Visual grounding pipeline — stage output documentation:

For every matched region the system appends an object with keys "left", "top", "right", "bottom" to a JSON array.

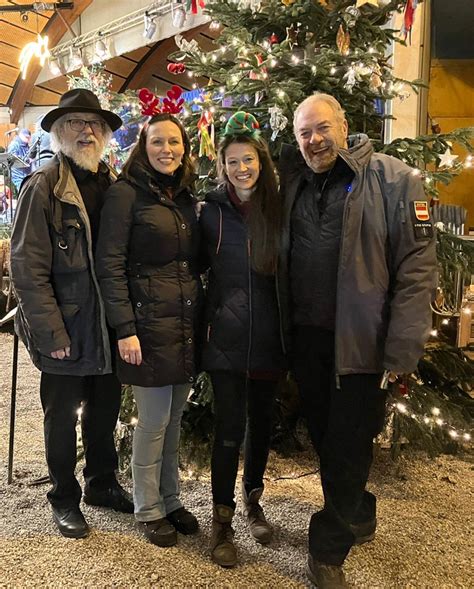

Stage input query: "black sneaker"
[
  {"left": 140, "top": 518, "right": 177, "bottom": 547},
  {"left": 167, "top": 507, "right": 199, "bottom": 535}
]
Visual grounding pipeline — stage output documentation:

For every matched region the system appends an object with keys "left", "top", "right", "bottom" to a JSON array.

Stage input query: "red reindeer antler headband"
[{"left": 138, "top": 86, "right": 185, "bottom": 116}]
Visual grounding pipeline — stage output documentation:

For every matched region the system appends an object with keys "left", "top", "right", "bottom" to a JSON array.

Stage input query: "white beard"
[{"left": 59, "top": 139, "right": 105, "bottom": 172}]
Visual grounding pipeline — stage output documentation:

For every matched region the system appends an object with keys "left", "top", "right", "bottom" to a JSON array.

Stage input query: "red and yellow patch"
[{"left": 413, "top": 201, "right": 430, "bottom": 221}]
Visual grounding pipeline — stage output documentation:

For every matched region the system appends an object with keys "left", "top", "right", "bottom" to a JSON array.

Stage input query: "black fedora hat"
[{"left": 41, "top": 88, "right": 122, "bottom": 132}]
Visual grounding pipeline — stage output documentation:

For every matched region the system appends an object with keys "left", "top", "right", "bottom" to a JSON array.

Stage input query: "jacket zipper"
[
  {"left": 274, "top": 263, "right": 287, "bottom": 355},
  {"left": 334, "top": 180, "right": 354, "bottom": 388},
  {"left": 246, "top": 237, "right": 253, "bottom": 377}
]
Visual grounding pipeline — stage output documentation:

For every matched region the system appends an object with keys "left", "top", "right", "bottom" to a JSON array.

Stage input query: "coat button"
[
  {"left": 136, "top": 302, "right": 142, "bottom": 308},
  {"left": 186, "top": 299, "right": 192, "bottom": 306},
  {"left": 187, "top": 337, "right": 193, "bottom": 344},
  {"left": 188, "top": 376, "right": 194, "bottom": 382}
]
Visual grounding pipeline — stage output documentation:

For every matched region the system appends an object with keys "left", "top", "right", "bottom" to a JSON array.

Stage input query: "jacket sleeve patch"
[{"left": 411, "top": 201, "right": 433, "bottom": 240}]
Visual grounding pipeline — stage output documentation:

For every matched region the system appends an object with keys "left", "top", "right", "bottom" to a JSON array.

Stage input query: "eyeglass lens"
[{"left": 67, "top": 119, "right": 103, "bottom": 132}]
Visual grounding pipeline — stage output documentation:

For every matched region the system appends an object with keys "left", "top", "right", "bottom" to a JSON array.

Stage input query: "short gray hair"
[
  {"left": 293, "top": 93, "right": 346, "bottom": 135},
  {"left": 50, "top": 113, "right": 112, "bottom": 153}
]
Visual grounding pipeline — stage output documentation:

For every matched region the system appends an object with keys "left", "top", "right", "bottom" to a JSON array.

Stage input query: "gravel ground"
[{"left": 0, "top": 331, "right": 473, "bottom": 588}]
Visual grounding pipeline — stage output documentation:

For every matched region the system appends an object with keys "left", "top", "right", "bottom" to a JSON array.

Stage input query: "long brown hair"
[
  {"left": 217, "top": 134, "right": 281, "bottom": 275},
  {"left": 121, "top": 113, "right": 195, "bottom": 186}
]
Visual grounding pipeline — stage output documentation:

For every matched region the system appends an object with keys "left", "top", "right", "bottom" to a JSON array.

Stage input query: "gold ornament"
[
  {"left": 281, "top": 0, "right": 296, "bottom": 5},
  {"left": 336, "top": 24, "right": 350, "bottom": 55},
  {"left": 356, "top": 0, "right": 378, "bottom": 7}
]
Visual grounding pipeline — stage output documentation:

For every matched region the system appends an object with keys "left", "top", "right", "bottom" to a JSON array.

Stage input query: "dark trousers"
[
  {"left": 292, "top": 326, "right": 387, "bottom": 566},
  {"left": 40, "top": 372, "right": 122, "bottom": 508},
  {"left": 210, "top": 371, "right": 277, "bottom": 509}
]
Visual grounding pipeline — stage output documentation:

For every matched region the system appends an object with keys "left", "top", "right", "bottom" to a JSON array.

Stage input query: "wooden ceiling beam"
[{"left": 8, "top": 0, "right": 93, "bottom": 123}]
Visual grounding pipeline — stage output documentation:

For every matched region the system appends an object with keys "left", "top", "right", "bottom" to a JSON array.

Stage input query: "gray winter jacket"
[
  {"left": 11, "top": 153, "right": 114, "bottom": 376},
  {"left": 278, "top": 135, "right": 437, "bottom": 376}
]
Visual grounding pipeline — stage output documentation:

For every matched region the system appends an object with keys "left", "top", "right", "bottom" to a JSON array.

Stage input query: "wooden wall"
[{"left": 428, "top": 59, "right": 474, "bottom": 231}]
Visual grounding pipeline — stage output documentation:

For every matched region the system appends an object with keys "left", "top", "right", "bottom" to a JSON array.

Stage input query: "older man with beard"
[
  {"left": 11, "top": 89, "right": 133, "bottom": 539},
  {"left": 278, "top": 93, "right": 436, "bottom": 588}
]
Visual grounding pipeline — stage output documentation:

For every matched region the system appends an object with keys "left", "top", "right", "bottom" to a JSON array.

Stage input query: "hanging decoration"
[
  {"left": 185, "top": 0, "right": 206, "bottom": 15},
  {"left": 249, "top": 54, "right": 267, "bottom": 80},
  {"left": 285, "top": 24, "right": 299, "bottom": 49},
  {"left": 268, "top": 105, "right": 288, "bottom": 141},
  {"left": 336, "top": 24, "right": 350, "bottom": 56},
  {"left": 438, "top": 148, "right": 459, "bottom": 169},
  {"left": 343, "top": 5, "right": 360, "bottom": 27},
  {"left": 281, "top": 0, "right": 296, "bottom": 5},
  {"left": 19, "top": 34, "right": 50, "bottom": 80},
  {"left": 269, "top": 32, "right": 279, "bottom": 46},
  {"left": 174, "top": 34, "right": 199, "bottom": 54},
  {"left": 401, "top": 0, "right": 419, "bottom": 40},
  {"left": 197, "top": 110, "right": 216, "bottom": 159},
  {"left": 167, "top": 62, "right": 186, "bottom": 74}
]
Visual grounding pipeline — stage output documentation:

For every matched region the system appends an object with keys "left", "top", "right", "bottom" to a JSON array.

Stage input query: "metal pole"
[{"left": 7, "top": 332, "right": 19, "bottom": 484}]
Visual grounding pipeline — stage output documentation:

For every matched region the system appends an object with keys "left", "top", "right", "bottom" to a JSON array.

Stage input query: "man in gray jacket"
[
  {"left": 11, "top": 89, "right": 133, "bottom": 539},
  {"left": 279, "top": 93, "right": 436, "bottom": 588}
]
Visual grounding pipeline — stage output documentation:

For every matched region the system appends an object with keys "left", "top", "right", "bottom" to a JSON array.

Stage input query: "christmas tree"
[{"left": 170, "top": 0, "right": 474, "bottom": 457}]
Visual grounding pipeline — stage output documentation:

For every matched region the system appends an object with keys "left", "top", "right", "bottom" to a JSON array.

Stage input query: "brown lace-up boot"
[
  {"left": 210, "top": 504, "right": 237, "bottom": 567},
  {"left": 241, "top": 484, "right": 273, "bottom": 544}
]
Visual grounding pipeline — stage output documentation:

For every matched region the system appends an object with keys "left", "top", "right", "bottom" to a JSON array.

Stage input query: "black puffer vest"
[
  {"left": 96, "top": 164, "right": 203, "bottom": 387},
  {"left": 199, "top": 187, "right": 284, "bottom": 374}
]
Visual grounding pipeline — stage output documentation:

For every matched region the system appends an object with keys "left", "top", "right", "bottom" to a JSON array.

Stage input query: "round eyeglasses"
[{"left": 66, "top": 118, "right": 104, "bottom": 133}]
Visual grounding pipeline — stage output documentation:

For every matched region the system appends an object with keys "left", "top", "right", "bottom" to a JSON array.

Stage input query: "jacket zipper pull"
[{"left": 399, "top": 200, "right": 406, "bottom": 223}]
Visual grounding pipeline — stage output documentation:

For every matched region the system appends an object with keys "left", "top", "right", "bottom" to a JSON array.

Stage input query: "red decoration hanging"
[{"left": 167, "top": 62, "right": 186, "bottom": 75}]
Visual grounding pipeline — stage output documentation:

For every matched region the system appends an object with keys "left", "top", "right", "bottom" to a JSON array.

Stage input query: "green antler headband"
[{"left": 223, "top": 111, "right": 260, "bottom": 139}]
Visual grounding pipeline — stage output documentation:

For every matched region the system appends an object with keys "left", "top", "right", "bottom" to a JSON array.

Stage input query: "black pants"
[
  {"left": 292, "top": 326, "right": 387, "bottom": 566},
  {"left": 210, "top": 371, "right": 277, "bottom": 509},
  {"left": 40, "top": 372, "right": 122, "bottom": 508}
]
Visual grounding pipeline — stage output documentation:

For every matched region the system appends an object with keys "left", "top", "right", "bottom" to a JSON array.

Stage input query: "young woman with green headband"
[{"left": 199, "top": 111, "right": 285, "bottom": 567}]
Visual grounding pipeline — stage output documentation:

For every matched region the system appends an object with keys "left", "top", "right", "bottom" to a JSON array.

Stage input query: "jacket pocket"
[{"left": 52, "top": 218, "right": 89, "bottom": 274}]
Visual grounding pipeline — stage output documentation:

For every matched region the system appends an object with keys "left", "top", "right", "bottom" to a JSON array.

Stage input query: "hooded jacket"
[
  {"left": 10, "top": 153, "right": 113, "bottom": 376},
  {"left": 278, "top": 135, "right": 437, "bottom": 376},
  {"left": 95, "top": 163, "right": 202, "bottom": 387},
  {"left": 200, "top": 186, "right": 285, "bottom": 374}
]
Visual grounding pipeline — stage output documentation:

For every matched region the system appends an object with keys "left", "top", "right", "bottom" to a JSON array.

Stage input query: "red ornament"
[
  {"left": 269, "top": 32, "right": 279, "bottom": 45},
  {"left": 167, "top": 62, "right": 186, "bottom": 75}
]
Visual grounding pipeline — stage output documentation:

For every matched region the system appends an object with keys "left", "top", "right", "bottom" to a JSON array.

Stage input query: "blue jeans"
[{"left": 132, "top": 384, "right": 190, "bottom": 522}]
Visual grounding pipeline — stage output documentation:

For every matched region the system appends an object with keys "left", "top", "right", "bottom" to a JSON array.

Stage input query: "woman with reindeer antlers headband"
[
  {"left": 199, "top": 112, "right": 285, "bottom": 567},
  {"left": 96, "top": 87, "right": 202, "bottom": 548}
]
